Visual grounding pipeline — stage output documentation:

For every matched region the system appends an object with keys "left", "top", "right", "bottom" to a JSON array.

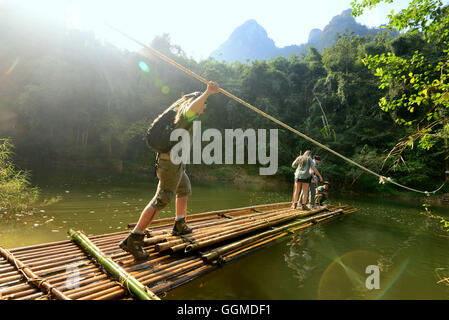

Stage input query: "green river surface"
[{"left": 1, "top": 168, "right": 448, "bottom": 300}]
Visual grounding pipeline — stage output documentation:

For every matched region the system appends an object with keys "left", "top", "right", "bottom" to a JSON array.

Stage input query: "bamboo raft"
[{"left": 0, "top": 202, "right": 357, "bottom": 300}]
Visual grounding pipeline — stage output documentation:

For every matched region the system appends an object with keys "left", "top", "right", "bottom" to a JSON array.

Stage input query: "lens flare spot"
[
  {"left": 6, "top": 58, "right": 19, "bottom": 75},
  {"left": 373, "top": 258, "right": 410, "bottom": 300},
  {"left": 161, "top": 86, "right": 170, "bottom": 95},
  {"left": 154, "top": 78, "right": 163, "bottom": 88},
  {"left": 138, "top": 61, "right": 150, "bottom": 73},
  {"left": 318, "top": 250, "right": 382, "bottom": 299}
]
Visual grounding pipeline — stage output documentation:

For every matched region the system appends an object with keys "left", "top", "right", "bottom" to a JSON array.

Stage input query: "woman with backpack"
[
  {"left": 291, "top": 150, "right": 322, "bottom": 211},
  {"left": 119, "top": 81, "right": 220, "bottom": 261}
]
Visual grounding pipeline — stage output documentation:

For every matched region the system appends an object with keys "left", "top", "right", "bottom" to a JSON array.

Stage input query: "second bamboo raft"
[{"left": 0, "top": 202, "right": 357, "bottom": 300}]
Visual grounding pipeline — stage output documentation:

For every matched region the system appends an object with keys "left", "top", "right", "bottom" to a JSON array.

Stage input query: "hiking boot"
[
  {"left": 291, "top": 203, "right": 297, "bottom": 209},
  {"left": 172, "top": 217, "right": 193, "bottom": 236},
  {"left": 119, "top": 232, "right": 149, "bottom": 261},
  {"left": 301, "top": 204, "right": 311, "bottom": 211}
]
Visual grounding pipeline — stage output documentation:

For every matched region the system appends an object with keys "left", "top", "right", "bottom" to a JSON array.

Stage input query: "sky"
[{"left": 5, "top": 0, "right": 433, "bottom": 61}]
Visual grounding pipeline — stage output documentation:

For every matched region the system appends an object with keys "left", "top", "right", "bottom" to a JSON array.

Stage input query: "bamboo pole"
[
  {"left": 93, "top": 289, "right": 128, "bottom": 301},
  {"left": 168, "top": 215, "right": 338, "bottom": 291},
  {"left": 5, "top": 240, "right": 133, "bottom": 274},
  {"left": 138, "top": 258, "right": 201, "bottom": 285},
  {"left": 155, "top": 212, "right": 293, "bottom": 252},
  {"left": 0, "top": 283, "right": 35, "bottom": 296},
  {"left": 184, "top": 209, "right": 319, "bottom": 253},
  {"left": 151, "top": 207, "right": 304, "bottom": 251},
  {"left": 0, "top": 273, "right": 23, "bottom": 285},
  {"left": 127, "top": 202, "right": 291, "bottom": 228},
  {"left": 77, "top": 257, "right": 204, "bottom": 300},
  {"left": 7, "top": 237, "right": 124, "bottom": 265},
  {"left": 201, "top": 209, "right": 343, "bottom": 261},
  {"left": 60, "top": 254, "right": 201, "bottom": 300},
  {"left": 2, "top": 238, "right": 145, "bottom": 287},
  {"left": 0, "top": 246, "right": 70, "bottom": 300},
  {"left": 59, "top": 257, "right": 191, "bottom": 300},
  {"left": 140, "top": 260, "right": 204, "bottom": 286},
  {"left": 9, "top": 240, "right": 73, "bottom": 254},
  {"left": 66, "top": 278, "right": 119, "bottom": 300},
  {"left": 0, "top": 246, "right": 134, "bottom": 300},
  {"left": 16, "top": 291, "right": 46, "bottom": 300},
  {"left": 68, "top": 229, "right": 160, "bottom": 300},
  {"left": 151, "top": 264, "right": 214, "bottom": 295},
  {"left": 166, "top": 211, "right": 298, "bottom": 253},
  {"left": 145, "top": 207, "right": 292, "bottom": 242},
  {"left": 9, "top": 230, "right": 129, "bottom": 257}
]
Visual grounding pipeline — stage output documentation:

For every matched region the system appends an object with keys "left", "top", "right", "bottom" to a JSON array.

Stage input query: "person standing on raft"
[
  {"left": 291, "top": 150, "right": 322, "bottom": 210},
  {"left": 119, "top": 81, "right": 221, "bottom": 261}
]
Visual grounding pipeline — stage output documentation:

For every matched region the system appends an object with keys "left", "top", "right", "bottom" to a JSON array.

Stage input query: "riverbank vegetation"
[
  {"left": 0, "top": 139, "right": 39, "bottom": 215},
  {"left": 0, "top": 1, "right": 447, "bottom": 195}
]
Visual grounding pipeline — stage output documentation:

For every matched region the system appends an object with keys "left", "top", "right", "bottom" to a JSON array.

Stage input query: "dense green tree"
[{"left": 351, "top": 0, "right": 449, "bottom": 178}]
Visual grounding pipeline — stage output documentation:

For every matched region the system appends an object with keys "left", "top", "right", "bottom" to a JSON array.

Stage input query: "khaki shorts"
[
  {"left": 315, "top": 193, "right": 327, "bottom": 205},
  {"left": 149, "top": 157, "right": 192, "bottom": 211}
]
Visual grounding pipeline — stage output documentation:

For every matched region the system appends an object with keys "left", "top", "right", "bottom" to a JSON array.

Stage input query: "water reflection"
[{"left": 284, "top": 227, "right": 324, "bottom": 288}]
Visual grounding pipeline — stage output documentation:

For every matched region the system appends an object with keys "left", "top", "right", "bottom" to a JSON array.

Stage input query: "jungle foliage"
[
  {"left": 0, "top": 1, "right": 447, "bottom": 194},
  {"left": 0, "top": 138, "right": 39, "bottom": 215}
]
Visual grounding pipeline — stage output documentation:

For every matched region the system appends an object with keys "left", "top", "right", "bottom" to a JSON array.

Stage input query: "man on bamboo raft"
[{"left": 119, "top": 81, "right": 221, "bottom": 261}]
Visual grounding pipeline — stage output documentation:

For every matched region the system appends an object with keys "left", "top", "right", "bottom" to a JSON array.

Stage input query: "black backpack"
[{"left": 145, "top": 92, "right": 201, "bottom": 153}]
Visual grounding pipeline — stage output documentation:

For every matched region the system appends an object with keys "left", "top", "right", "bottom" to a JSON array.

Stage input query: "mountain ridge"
[{"left": 210, "top": 9, "right": 395, "bottom": 62}]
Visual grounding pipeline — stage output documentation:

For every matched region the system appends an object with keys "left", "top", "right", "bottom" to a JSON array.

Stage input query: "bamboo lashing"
[{"left": 0, "top": 246, "right": 70, "bottom": 300}]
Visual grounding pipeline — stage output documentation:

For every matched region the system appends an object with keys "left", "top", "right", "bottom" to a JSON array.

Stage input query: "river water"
[{"left": 1, "top": 168, "right": 448, "bottom": 300}]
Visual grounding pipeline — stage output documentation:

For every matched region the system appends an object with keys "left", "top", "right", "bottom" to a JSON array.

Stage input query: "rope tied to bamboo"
[
  {"left": 117, "top": 272, "right": 132, "bottom": 294},
  {"left": 114, "top": 262, "right": 153, "bottom": 297},
  {"left": 116, "top": 272, "right": 159, "bottom": 299},
  {"left": 108, "top": 25, "right": 447, "bottom": 197},
  {"left": 27, "top": 277, "right": 49, "bottom": 288},
  {"left": 27, "top": 278, "right": 61, "bottom": 299},
  {"left": 0, "top": 246, "right": 71, "bottom": 300}
]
